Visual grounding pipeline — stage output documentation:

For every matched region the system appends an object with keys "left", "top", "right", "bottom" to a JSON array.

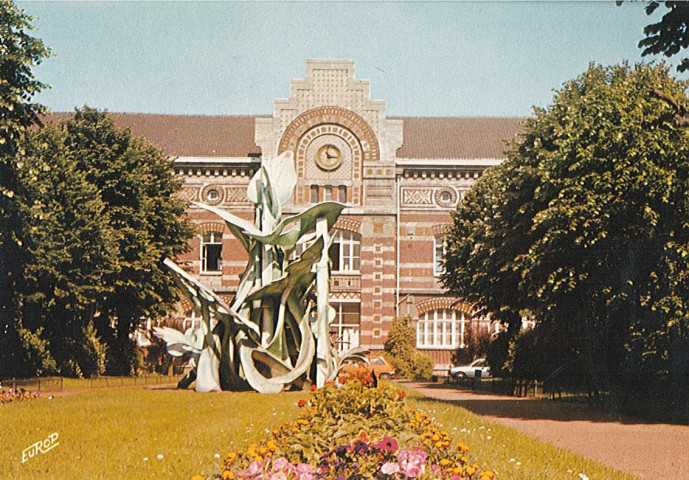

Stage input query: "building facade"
[{"left": 74, "top": 60, "right": 523, "bottom": 371}]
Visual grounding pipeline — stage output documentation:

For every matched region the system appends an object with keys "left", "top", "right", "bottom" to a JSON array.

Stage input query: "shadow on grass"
[{"left": 405, "top": 381, "right": 689, "bottom": 426}]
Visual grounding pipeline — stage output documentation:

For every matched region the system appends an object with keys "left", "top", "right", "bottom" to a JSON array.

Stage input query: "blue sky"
[{"left": 19, "top": 1, "right": 680, "bottom": 117}]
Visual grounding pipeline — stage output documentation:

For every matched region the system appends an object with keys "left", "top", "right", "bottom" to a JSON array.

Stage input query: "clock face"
[{"left": 315, "top": 144, "right": 342, "bottom": 171}]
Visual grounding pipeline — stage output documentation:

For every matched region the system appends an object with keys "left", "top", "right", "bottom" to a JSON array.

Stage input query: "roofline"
[
  {"left": 396, "top": 158, "right": 503, "bottom": 167},
  {"left": 174, "top": 156, "right": 261, "bottom": 164}
]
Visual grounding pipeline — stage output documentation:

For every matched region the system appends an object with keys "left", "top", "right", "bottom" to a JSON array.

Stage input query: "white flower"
[
  {"left": 578, "top": 474, "right": 589, "bottom": 480},
  {"left": 214, "top": 453, "right": 220, "bottom": 459},
  {"left": 143, "top": 457, "right": 148, "bottom": 462},
  {"left": 157, "top": 454, "right": 164, "bottom": 460}
]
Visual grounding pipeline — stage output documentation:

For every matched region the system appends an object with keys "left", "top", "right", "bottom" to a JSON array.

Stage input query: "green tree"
[
  {"left": 444, "top": 63, "right": 689, "bottom": 413},
  {"left": 14, "top": 108, "right": 194, "bottom": 376},
  {"left": 0, "top": 0, "right": 50, "bottom": 377},
  {"left": 16, "top": 126, "right": 116, "bottom": 376},
  {"left": 59, "top": 108, "right": 195, "bottom": 374}
]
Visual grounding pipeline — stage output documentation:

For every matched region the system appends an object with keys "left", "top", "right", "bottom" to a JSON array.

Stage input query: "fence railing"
[
  {"left": 0, "top": 374, "right": 181, "bottom": 392},
  {"left": 448, "top": 377, "right": 543, "bottom": 397}
]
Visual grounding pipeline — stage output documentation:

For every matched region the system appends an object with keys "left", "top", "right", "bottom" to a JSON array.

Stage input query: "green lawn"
[
  {"left": 1, "top": 387, "right": 305, "bottom": 480},
  {"left": 1, "top": 384, "right": 641, "bottom": 480}
]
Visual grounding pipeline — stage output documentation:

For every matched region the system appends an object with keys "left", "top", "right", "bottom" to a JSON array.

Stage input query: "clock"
[{"left": 315, "top": 144, "right": 342, "bottom": 171}]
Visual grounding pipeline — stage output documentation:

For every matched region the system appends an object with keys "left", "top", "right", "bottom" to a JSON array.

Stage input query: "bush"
[
  {"left": 384, "top": 316, "right": 434, "bottom": 380},
  {"left": 17, "top": 325, "right": 57, "bottom": 377}
]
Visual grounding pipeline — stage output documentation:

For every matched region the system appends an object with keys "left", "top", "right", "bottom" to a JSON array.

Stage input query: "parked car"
[
  {"left": 448, "top": 358, "right": 491, "bottom": 380},
  {"left": 341, "top": 356, "right": 396, "bottom": 379}
]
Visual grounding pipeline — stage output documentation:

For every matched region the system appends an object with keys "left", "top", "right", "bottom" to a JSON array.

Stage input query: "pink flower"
[
  {"left": 269, "top": 472, "right": 287, "bottom": 480},
  {"left": 381, "top": 462, "right": 401, "bottom": 475},
  {"left": 372, "top": 436, "right": 399, "bottom": 453},
  {"left": 247, "top": 460, "right": 264, "bottom": 476},
  {"left": 397, "top": 448, "right": 427, "bottom": 478},
  {"left": 271, "top": 457, "right": 293, "bottom": 472},
  {"left": 296, "top": 463, "right": 315, "bottom": 480}
]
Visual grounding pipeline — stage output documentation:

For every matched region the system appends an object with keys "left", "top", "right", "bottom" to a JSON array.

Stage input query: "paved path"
[{"left": 406, "top": 382, "right": 689, "bottom": 480}]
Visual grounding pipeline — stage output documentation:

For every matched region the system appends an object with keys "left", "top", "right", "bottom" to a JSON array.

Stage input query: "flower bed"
[
  {"left": 0, "top": 388, "right": 41, "bottom": 405},
  {"left": 211, "top": 374, "right": 495, "bottom": 480}
]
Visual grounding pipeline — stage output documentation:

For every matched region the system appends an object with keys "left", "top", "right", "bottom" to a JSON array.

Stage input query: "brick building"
[{"left": 60, "top": 60, "right": 523, "bottom": 371}]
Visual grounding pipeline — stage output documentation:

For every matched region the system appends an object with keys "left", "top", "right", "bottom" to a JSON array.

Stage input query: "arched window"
[
  {"left": 417, "top": 308, "right": 467, "bottom": 349},
  {"left": 201, "top": 231, "right": 222, "bottom": 273}
]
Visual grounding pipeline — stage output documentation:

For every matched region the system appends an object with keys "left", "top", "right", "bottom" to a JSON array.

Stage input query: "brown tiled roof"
[
  {"left": 393, "top": 117, "right": 524, "bottom": 159},
  {"left": 43, "top": 113, "right": 524, "bottom": 159},
  {"left": 43, "top": 113, "right": 265, "bottom": 158}
]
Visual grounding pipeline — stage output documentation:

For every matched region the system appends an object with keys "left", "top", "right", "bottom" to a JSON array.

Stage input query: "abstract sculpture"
[{"left": 154, "top": 151, "right": 366, "bottom": 392}]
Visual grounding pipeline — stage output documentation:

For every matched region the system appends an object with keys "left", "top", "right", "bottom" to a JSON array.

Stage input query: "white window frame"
[
  {"left": 201, "top": 231, "right": 222, "bottom": 273},
  {"left": 329, "top": 302, "right": 361, "bottom": 353},
  {"left": 416, "top": 308, "right": 466, "bottom": 349},
  {"left": 434, "top": 234, "right": 447, "bottom": 277},
  {"left": 331, "top": 230, "right": 361, "bottom": 274}
]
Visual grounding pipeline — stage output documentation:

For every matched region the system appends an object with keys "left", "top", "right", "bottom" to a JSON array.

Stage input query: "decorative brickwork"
[
  {"left": 277, "top": 106, "right": 379, "bottom": 162},
  {"left": 201, "top": 184, "right": 224, "bottom": 205},
  {"left": 199, "top": 222, "right": 225, "bottom": 235},
  {"left": 179, "top": 187, "right": 198, "bottom": 202},
  {"left": 415, "top": 298, "right": 472, "bottom": 315},
  {"left": 334, "top": 217, "right": 362, "bottom": 233},
  {"left": 223, "top": 186, "right": 251, "bottom": 205},
  {"left": 432, "top": 224, "right": 451, "bottom": 236}
]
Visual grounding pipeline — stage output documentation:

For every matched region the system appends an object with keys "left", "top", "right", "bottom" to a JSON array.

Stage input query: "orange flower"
[
  {"left": 310, "top": 384, "right": 317, "bottom": 391},
  {"left": 297, "top": 399, "right": 307, "bottom": 408},
  {"left": 397, "top": 390, "right": 407, "bottom": 399}
]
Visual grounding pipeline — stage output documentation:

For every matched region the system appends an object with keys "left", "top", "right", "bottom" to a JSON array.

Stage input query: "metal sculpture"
[{"left": 154, "top": 151, "right": 365, "bottom": 392}]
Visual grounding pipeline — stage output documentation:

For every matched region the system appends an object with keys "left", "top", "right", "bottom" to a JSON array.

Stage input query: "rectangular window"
[
  {"left": 434, "top": 234, "right": 447, "bottom": 276},
  {"left": 337, "top": 185, "right": 347, "bottom": 203},
  {"left": 323, "top": 185, "right": 334, "bottom": 201},
  {"left": 310, "top": 185, "right": 319, "bottom": 203},
  {"left": 329, "top": 303, "right": 361, "bottom": 353},
  {"left": 202, "top": 232, "right": 222, "bottom": 273},
  {"left": 330, "top": 230, "right": 361, "bottom": 273}
]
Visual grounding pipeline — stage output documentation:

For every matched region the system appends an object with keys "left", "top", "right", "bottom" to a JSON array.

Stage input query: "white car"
[{"left": 449, "top": 358, "right": 491, "bottom": 380}]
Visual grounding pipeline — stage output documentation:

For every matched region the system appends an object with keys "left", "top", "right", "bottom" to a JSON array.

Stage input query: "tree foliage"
[
  {"left": 13, "top": 108, "right": 194, "bottom": 376},
  {"left": 636, "top": 1, "right": 689, "bottom": 72},
  {"left": 444, "top": 63, "right": 689, "bottom": 413},
  {"left": 0, "top": 0, "right": 51, "bottom": 376}
]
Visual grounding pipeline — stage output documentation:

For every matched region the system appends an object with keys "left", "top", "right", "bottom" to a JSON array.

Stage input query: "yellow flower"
[
  {"left": 296, "top": 419, "right": 309, "bottom": 426},
  {"left": 439, "top": 459, "right": 452, "bottom": 467},
  {"left": 266, "top": 440, "right": 278, "bottom": 451},
  {"left": 226, "top": 452, "right": 237, "bottom": 463},
  {"left": 222, "top": 471, "right": 235, "bottom": 480},
  {"left": 456, "top": 442, "right": 470, "bottom": 452},
  {"left": 466, "top": 466, "right": 476, "bottom": 476},
  {"left": 191, "top": 476, "right": 204, "bottom": 480}
]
